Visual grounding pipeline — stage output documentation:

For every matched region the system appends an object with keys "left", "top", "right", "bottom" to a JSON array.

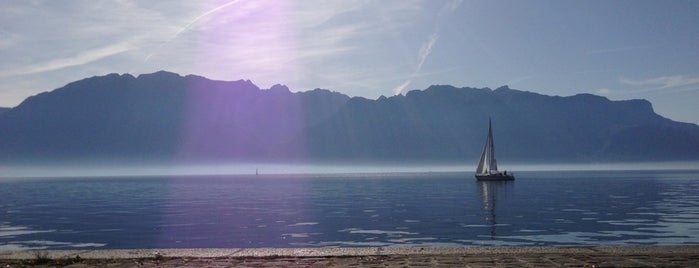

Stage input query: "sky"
[{"left": 1, "top": 0, "right": 698, "bottom": 124}]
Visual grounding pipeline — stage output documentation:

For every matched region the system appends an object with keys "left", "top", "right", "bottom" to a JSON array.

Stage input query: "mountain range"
[{"left": 1, "top": 71, "right": 698, "bottom": 163}]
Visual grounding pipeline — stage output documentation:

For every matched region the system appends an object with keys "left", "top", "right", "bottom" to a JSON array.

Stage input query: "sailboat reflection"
[{"left": 477, "top": 180, "right": 512, "bottom": 238}]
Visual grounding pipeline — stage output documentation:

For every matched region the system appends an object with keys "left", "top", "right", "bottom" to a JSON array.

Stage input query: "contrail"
[
  {"left": 417, "top": 33, "right": 439, "bottom": 72},
  {"left": 144, "top": 0, "right": 243, "bottom": 62},
  {"left": 392, "top": 0, "right": 462, "bottom": 95},
  {"left": 392, "top": 33, "right": 439, "bottom": 95}
]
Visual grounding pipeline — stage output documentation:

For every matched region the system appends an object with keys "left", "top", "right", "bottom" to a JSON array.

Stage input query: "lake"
[{"left": 1, "top": 170, "right": 698, "bottom": 250}]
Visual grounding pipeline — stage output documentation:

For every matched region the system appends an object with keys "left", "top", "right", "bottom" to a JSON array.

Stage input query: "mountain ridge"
[{"left": 1, "top": 71, "right": 698, "bottom": 163}]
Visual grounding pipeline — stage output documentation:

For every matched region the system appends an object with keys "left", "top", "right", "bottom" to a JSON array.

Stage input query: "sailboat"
[{"left": 475, "top": 118, "right": 514, "bottom": 181}]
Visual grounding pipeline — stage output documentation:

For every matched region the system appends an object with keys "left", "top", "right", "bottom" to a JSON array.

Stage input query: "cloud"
[
  {"left": 392, "top": 79, "right": 413, "bottom": 95},
  {"left": 620, "top": 75, "right": 699, "bottom": 89},
  {"left": 3, "top": 41, "right": 134, "bottom": 77},
  {"left": 0, "top": 1, "right": 464, "bottom": 105},
  {"left": 0, "top": 1, "right": 187, "bottom": 78},
  {"left": 0, "top": 28, "right": 20, "bottom": 49},
  {"left": 418, "top": 33, "right": 439, "bottom": 71},
  {"left": 392, "top": 33, "right": 439, "bottom": 95},
  {"left": 168, "top": 1, "right": 374, "bottom": 91},
  {"left": 506, "top": 75, "right": 534, "bottom": 85},
  {"left": 390, "top": 0, "right": 462, "bottom": 95},
  {"left": 144, "top": 0, "right": 243, "bottom": 62},
  {"left": 594, "top": 88, "right": 611, "bottom": 95},
  {"left": 586, "top": 45, "right": 655, "bottom": 55}
]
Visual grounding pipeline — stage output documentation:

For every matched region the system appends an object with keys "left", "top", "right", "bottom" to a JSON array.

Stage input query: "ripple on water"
[{"left": 0, "top": 225, "right": 54, "bottom": 238}]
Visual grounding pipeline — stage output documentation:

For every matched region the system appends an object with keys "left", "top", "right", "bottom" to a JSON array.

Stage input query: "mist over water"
[
  {"left": 2, "top": 161, "right": 698, "bottom": 179},
  {"left": 1, "top": 169, "right": 698, "bottom": 249},
  {"left": 0, "top": 162, "right": 466, "bottom": 179}
]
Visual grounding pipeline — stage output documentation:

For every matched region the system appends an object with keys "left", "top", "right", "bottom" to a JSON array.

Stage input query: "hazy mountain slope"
[
  {"left": 0, "top": 71, "right": 349, "bottom": 161},
  {"left": 303, "top": 85, "right": 699, "bottom": 161},
  {"left": 1, "top": 72, "right": 697, "bottom": 163}
]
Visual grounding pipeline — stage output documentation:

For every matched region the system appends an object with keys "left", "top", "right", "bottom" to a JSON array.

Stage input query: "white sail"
[
  {"left": 476, "top": 140, "right": 488, "bottom": 174},
  {"left": 488, "top": 118, "right": 498, "bottom": 172},
  {"left": 477, "top": 117, "right": 499, "bottom": 174}
]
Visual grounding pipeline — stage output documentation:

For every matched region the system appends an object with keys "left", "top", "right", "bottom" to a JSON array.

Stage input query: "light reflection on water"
[{"left": 1, "top": 170, "right": 698, "bottom": 249}]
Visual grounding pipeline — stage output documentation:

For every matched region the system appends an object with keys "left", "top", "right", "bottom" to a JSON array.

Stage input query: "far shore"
[{"left": 2, "top": 160, "right": 699, "bottom": 179}]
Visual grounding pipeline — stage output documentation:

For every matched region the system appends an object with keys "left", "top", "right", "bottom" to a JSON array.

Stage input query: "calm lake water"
[{"left": 1, "top": 170, "right": 698, "bottom": 250}]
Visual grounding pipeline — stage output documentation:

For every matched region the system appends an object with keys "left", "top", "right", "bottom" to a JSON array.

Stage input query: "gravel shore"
[{"left": 2, "top": 245, "right": 698, "bottom": 267}]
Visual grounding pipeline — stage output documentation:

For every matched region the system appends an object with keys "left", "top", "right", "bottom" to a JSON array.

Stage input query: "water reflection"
[
  {"left": 3, "top": 171, "right": 699, "bottom": 249},
  {"left": 477, "top": 181, "right": 513, "bottom": 238}
]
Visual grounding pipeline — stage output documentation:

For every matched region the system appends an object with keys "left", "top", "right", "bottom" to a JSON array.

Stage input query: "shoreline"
[
  {"left": 2, "top": 245, "right": 698, "bottom": 267},
  {"left": 3, "top": 161, "right": 699, "bottom": 180}
]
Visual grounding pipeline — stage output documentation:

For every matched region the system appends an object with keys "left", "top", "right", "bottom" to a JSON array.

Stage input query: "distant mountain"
[
  {"left": 1, "top": 71, "right": 698, "bottom": 163},
  {"left": 304, "top": 85, "right": 699, "bottom": 162},
  {"left": 0, "top": 107, "right": 9, "bottom": 115},
  {"left": 0, "top": 71, "right": 349, "bottom": 162}
]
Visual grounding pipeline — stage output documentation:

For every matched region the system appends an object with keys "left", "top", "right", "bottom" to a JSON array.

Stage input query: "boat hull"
[{"left": 475, "top": 173, "right": 515, "bottom": 181}]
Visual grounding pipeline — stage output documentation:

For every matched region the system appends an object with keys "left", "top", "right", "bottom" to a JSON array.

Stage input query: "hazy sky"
[{"left": 1, "top": 0, "right": 698, "bottom": 124}]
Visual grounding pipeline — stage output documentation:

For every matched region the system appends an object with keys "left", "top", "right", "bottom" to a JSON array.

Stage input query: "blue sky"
[{"left": 1, "top": 0, "right": 698, "bottom": 124}]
